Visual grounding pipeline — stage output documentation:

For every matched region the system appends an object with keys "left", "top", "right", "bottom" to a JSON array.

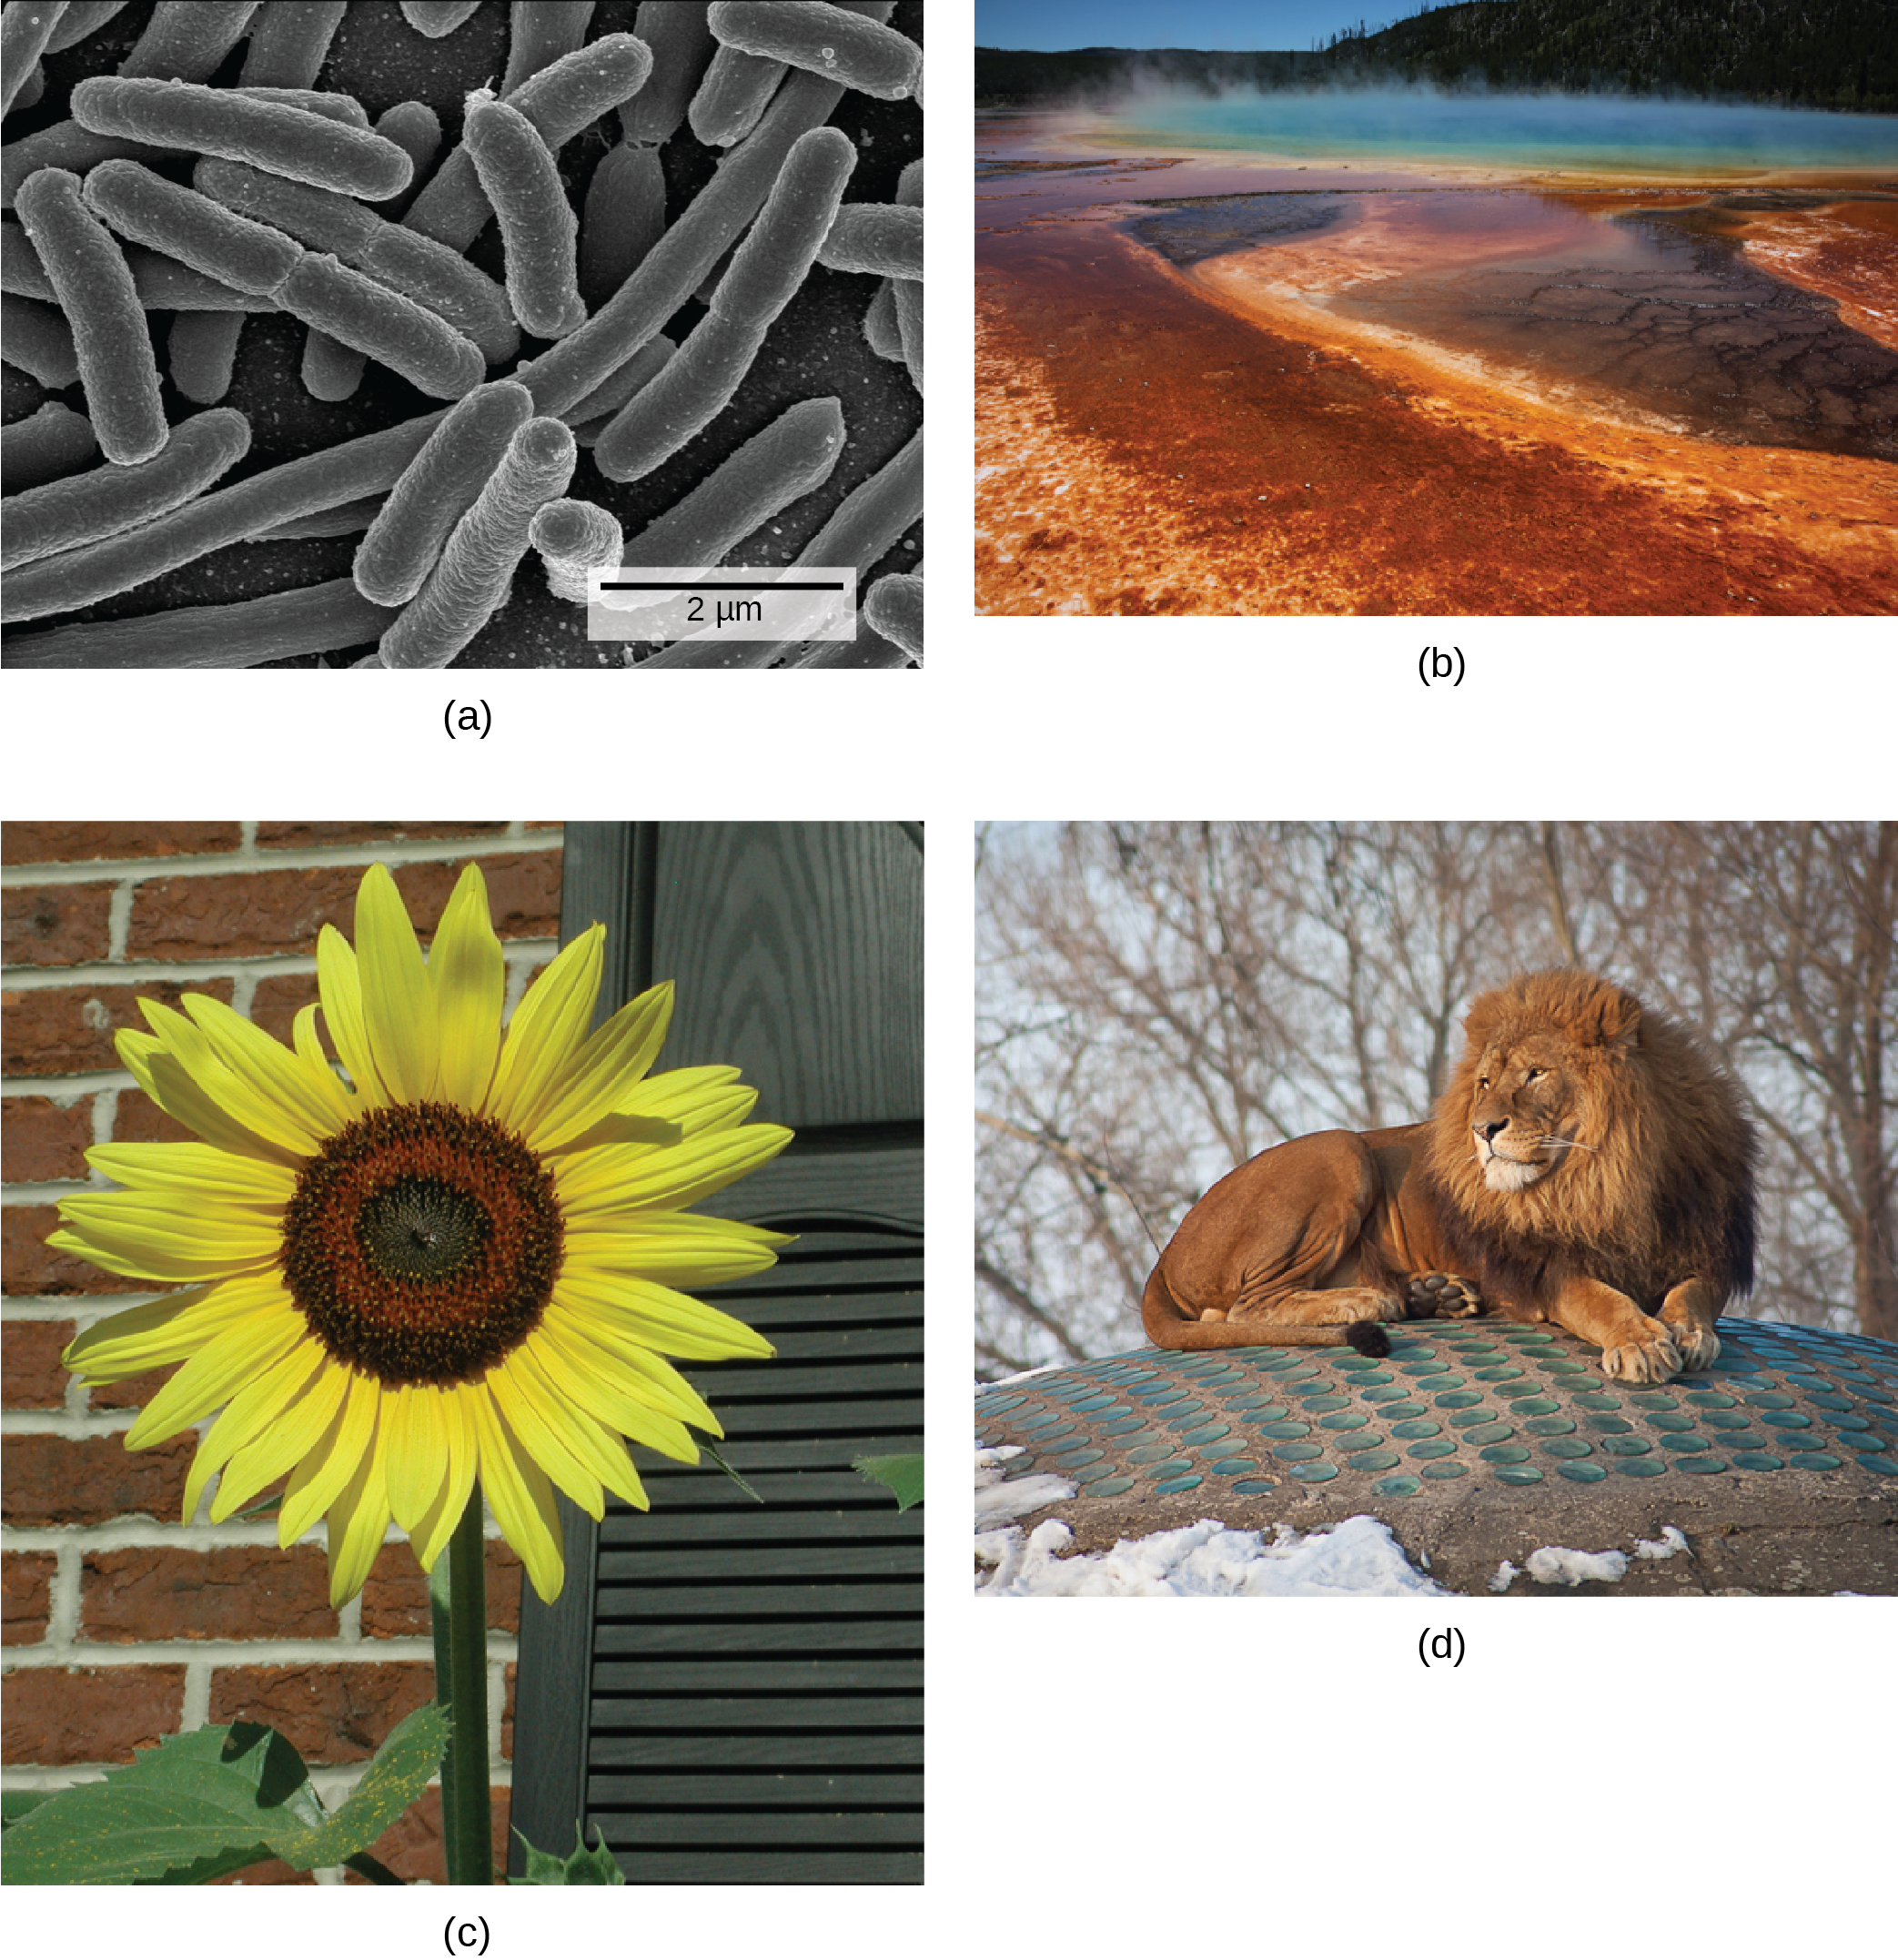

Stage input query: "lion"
[{"left": 1141, "top": 971, "right": 1757, "bottom": 1383}]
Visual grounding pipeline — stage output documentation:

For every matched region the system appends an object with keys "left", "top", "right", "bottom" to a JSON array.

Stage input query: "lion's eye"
[
  {"left": 1476, "top": 1076, "right": 1489, "bottom": 1091},
  {"left": 1524, "top": 1067, "right": 1544, "bottom": 1083}
]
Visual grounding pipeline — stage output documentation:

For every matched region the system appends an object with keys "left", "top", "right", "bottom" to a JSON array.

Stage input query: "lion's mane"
[{"left": 1414, "top": 971, "right": 1758, "bottom": 1318}]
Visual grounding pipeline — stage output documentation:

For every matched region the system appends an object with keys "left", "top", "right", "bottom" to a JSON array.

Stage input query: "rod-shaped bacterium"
[
  {"left": 238, "top": 1, "right": 348, "bottom": 89},
  {"left": 1, "top": 405, "right": 250, "bottom": 569},
  {"left": 818, "top": 203, "right": 922, "bottom": 281},
  {"left": 0, "top": 401, "right": 97, "bottom": 494},
  {"left": 14, "top": 167, "right": 167, "bottom": 463},
  {"left": 594, "top": 125, "right": 854, "bottom": 481},
  {"left": 118, "top": 1, "right": 261, "bottom": 81},
  {"left": 529, "top": 498, "right": 624, "bottom": 601},
  {"left": 379, "top": 416, "right": 577, "bottom": 667},
  {"left": 354, "top": 380, "right": 534, "bottom": 605},
  {"left": 462, "top": 90, "right": 586, "bottom": 338},
  {"left": 70, "top": 76, "right": 415, "bottom": 198},
  {"left": 707, "top": 2, "right": 919, "bottom": 98}
]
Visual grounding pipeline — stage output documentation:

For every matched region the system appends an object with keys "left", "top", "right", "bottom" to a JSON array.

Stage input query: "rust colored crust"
[{"left": 975, "top": 226, "right": 1897, "bottom": 618}]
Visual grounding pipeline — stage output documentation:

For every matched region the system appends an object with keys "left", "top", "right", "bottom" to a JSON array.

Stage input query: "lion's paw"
[
  {"left": 1669, "top": 1322, "right": 1721, "bottom": 1371},
  {"left": 1600, "top": 1321, "right": 1684, "bottom": 1384},
  {"left": 1404, "top": 1273, "right": 1482, "bottom": 1320}
]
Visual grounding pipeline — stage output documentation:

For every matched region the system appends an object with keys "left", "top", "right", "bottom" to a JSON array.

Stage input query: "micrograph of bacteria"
[{"left": 0, "top": 0, "right": 924, "bottom": 668}]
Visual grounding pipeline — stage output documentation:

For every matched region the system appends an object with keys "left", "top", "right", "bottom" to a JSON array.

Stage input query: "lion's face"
[{"left": 1466, "top": 1036, "right": 1589, "bottom": 1194}]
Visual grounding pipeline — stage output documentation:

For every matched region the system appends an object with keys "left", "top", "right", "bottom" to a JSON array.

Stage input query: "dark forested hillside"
[{"left": 976, "top": 1, "right": 1898, "bottom": 113}]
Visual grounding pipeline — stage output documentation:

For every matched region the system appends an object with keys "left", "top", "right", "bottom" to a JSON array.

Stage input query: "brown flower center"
[{"left": 280, "top": 1103, "right": 560, "bottom": 1386}]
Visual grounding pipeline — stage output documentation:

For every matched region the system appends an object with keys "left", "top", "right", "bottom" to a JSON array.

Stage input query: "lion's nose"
[{"left": 1476, "top": 1119, "right": 1509, "bottom": 1143}]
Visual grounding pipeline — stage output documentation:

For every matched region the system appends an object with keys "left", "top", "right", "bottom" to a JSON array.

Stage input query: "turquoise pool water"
[{"left": 1092, "top": 88, "right": 1898, "bottom": 177}]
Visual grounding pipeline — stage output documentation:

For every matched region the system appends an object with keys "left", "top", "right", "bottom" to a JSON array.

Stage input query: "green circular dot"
[
  {"left": 1253, "top": 1419, "right": 1310, "bottom": 1440},
  {"left": 1508, "top": 1397, "right": 1560, "bottom": 1416},
  {"left": 1600, "top": 1435, "right": 1653, "bottom": 1457},
  {"left": 1731, "top": 1451, "right": 1785, "bottom": 1470},
  {"left": 1142, "top": 1457, "right": 1195, "bottom": 1478},
  {"left": 1584, "top": 1415, "right": 1634, "bottom": 1433},
  {"left": 1540, "top": 1438, "right": 1595, "bottom": 1460},
  {"left": 1661, "top": 1432, "right": 1714, "bottom": 1453},
  {"left": 1050, "top": 1447, "right": 1105, "bottom": 1468},
  {"left": 1675, "top": 1457, "right": 1728, "bottom": 1474},
  {"left": 1479, "top": 1444, "right": 1531, "bottom": 1463},
  {"left": 1071, "top": 1459, "right": 1125, "bottom": 1483},
  {"left": 1435, "top": 1391, "right": 1485, "bottom": 1409},
  {"left": 1300, "top": 1395, "right": 1351, "bottom": 1413},
  {"left": 1320, "top": 1411, "right": 1371, "bottom": 1430},
  {"left": 1525, "top": 1416, "right": 1578, "bottom": 1437},
  {"left": 1288, "top": 1461, "right": 1340, "bottom": 1482},
  {"left": 1070, "top": 1394, "right": 1119, "bottom": 1412},
  {"left": 1406, "top": 1439, "right": 1457, "bottom": 1460},
  {"left": 1273, "top": 1441, "right": 1325, "bottom": 1461},
  {"left": 1126, "top": 1443, "right": 1175, "bottom": 1464},
  {"left": 1353, "top": 1451, "right": 1401, "bottom": 1471},
  {"left": 1196, "top": 1437, "right": 1248, "bottom": 1460},
  {"left": 1746, "top": 1390, "right": 1797, "bottom": 1409},
  {"left": 1420, "top": 1461, "right": 1468, "bottom": 1480},
  {"left": 1684, "top": 1390, "right": 1737, "bottom": 1409},
  {"left": 1788, "top": 1452, "right": 1842, "bottom": 1471},
  {"left": 1759, "top": 1410, "right": 1813, "bottom": 1430},
  {"left": 1615, "top": 1459, "right": 1669, "bottom": 1478},
  {"left": 1231, "top": 1480, "right": 1278, "bottom": 1493},
  {"left": 1462, "top": 1421, "right": 1515, "bottom": 1444},
  {"left": 1178, "top": 1421, "right": 1231, "bottom": 1444},
  {"left": 1213, "top": 1460, "right": 1261, "bottom": 1477},
  {"left": 1474, "top": 1365, "right": 1526, "bottom": 1381},
  {"left": 1832, "top": 1413, "right": 1874, "bottom": 1432},
  {"left": 1361, "top": 1387, "right": 1413, "bottom": 1405},
  {"left": 1334, "top": 1430, "right": 1388, "bottom": 1453},
  {"left": 1854, "top": 1455, "right": 1898, "bottom": 1477},
  {"left": 1492, "top": 1464, "right": 1545, "bottom": 1485},
  {"left": 1557, "top": 1461, "right": 1609, "bottom": 1483},
  {"left": 1371, "top": 1475, "right": 1422, "bottom": 1496},
  {"left": 1089, "top": 1474, "right": 1136, "bottom": 1496},
  {"left": 1153, "top": 1474, "right": 1203, "bottom": 1493},
  {"left": 1015, "top": 1411, "right": 1066, "bottom": 1430},
  {"left": 1237, "top": 1404, "right": 1292, "bottom": 1424},
  {"left": 1572, "top": 1391, "right": 1622, "bottom": 1410},
  {"left": 1390, "top": 1419, "right": 1442, "bottom": 1440},
  {"left": 1699, "top": 1409, "right": 1752, "bottom": 1431}
]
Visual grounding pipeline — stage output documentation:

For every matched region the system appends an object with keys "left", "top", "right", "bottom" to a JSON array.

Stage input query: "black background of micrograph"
[{"left": 1, "top": 0, "right": 924, "bottom": 667}]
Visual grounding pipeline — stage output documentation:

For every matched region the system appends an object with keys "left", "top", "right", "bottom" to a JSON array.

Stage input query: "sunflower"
[{"left": 51, "top": 862, "right": 792, "bottom": 1607}]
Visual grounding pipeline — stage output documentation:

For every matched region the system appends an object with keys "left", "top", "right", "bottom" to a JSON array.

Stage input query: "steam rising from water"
[{"left": 1092, "top": 82, "right": 1898, "bottom": 174}]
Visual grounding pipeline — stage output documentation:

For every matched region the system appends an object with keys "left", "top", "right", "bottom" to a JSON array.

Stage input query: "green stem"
[{"left": 429, "top": 1482, "right": 492, "bottom": 1885}]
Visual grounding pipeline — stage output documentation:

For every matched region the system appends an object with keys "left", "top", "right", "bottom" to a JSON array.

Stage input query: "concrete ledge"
[{"left": 974, "top": 1317, "right": 1898, "bottom": 1596}]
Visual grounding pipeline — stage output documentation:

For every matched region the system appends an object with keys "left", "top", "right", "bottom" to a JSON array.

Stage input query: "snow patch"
[
  {"left": 1635, "top": 1525, "right": 1691, "bottom": 1561},
  {"left": 974, "top": 1444, "right": 1077, "bottom": 1527},
  {"left": 1524, "top": 1543, "right": 1629, "bottom": 1586},
  {"left": 1489, "top": 1560, "right": 1519, "bottom": 1592},
  {"left": 975, "top": 1511, "right": 1450, "bottom": 1597}
]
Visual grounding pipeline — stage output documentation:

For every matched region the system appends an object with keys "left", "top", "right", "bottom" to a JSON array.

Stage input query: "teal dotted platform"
[{"left": 974, "top": 1318, "right": 1898, "bottom": 1502}]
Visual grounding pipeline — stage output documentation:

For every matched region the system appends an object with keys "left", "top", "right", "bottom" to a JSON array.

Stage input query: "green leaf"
[
  {"left": 700, "top": 1437, "right": 763, "bottom": 1502},
  {"left": 1, "top": 1791, "right": 52, "bottom": 1830},
  {"left": 263, "top": 1702, "right": 449, "bottom": 1873},
  {"left": 853, "top": 1452, "right": 924, "bottom": 1510},
  {"left": 0, "top": 1706, "right": 449, "bottom": 1886},
  {"left": 511, "top": 1822, "right": 624, "bottom": 1884},
  {"left": 0, "top": 1723, "right": 314, "bottom": 1885}
]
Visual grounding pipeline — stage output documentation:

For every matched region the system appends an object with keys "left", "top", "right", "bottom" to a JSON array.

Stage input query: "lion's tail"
[{"left": 1141, "top": 1265, "right": 1390, "bottom": 1358}]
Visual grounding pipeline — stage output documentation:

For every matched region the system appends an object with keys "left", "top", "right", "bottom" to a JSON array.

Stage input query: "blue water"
[{"left": 1095, "top": 87, "right": 1898, "bottom": 176}]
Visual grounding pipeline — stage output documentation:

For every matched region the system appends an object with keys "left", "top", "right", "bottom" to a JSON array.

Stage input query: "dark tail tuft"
[{"left": 1346, "top": 1320, "right": 1390, "bottom": 1358}]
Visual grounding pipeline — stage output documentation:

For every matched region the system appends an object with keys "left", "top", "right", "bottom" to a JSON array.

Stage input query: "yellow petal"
[
  {"left": 279, "top": 1370, "right": 379, "bottom": 1543},
  {"left": 487, "top": 1355, "right": 604, "bottom": 1519},
  {"left": 57, "top": 1187, "right": 282, "bottom": 1268},
  {"left": 523, "top": 1322, "right": 699, "bottom": 1462},
  {"left": 184, "top": 1337, "right": 326, "bottom": 1522},
  {"left": 86, "top": 1142, "right": 297, "bottom": 1207},
  {"left": 564, "top": 1213, "right": 789, "bottom": 1287},
  {"left": 217, "top": 1361, "right": 350, "bottom": 1522},
  {"left": 506, "top": 1343, "right": 649, "bottom": 1511},
  {"left": 618, "top": 1073, "right": 757, "bottom": 1138},
  {"left": 117, "top": 1028, "right": 303, "bottom": 1168},
  {"left": 469, "top": 1389, "right": 564, "bottom": 1602},
  {"left": 123, "top": 1303, "right": 305, "bottom": 1449},
  {"left": 558, "top": 1267, "right": 776, "bottom": 1360},
  {"left": 182, "top": 994, "right": 354, "bottom": 1141},
  {"left": 541, "top": 1310, "right": 721, "bottom": 1431},
  {"left": 383, "top": 1382, "right": 450, "bottom": 1535},
  {"left": 316, "top": 924, "right": 389, "bottom": 1108},
  {"left": 62, "top": 1279, "right": 250, "bottom": 1382},
  {"left": 411, "top": 1391, "right": 478, "bottom": 1572},
  {"left": 486, "top": 925, "right": 603, "bottom": 1132},
  {"left": 138, "top": 999, "right": 328, "bottom": 1156},
  {"left": 355, "top": 864, "right": 438, "bottom": 1104},
  {"left": 325, "top": 1421, "right": 392, "bottom": 1608},
  {"left": 520, "top": 981, "right": 673, "bottom": 1155},
  {"left": 430, "top": 863, "right": 505, "bottom": 1111},
  {"left": 553, "top": 1123, "right": 793, "bottom": 1222}
]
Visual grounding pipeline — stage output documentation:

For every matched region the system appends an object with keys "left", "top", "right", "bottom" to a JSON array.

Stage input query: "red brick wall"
[{"left": 1, "top": 822, "right": 561, "bottom": 1884}]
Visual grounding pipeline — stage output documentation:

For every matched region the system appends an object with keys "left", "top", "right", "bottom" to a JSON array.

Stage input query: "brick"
[
  {"left": 500, "top": 1661, "right": 516, "bottom": 1758},
  {"left": 111, "top": 1087, "right": 196, "bottom": 1147},
  {"left": 209, "top": 1855, "right": 318, "bottom": 1885},
  {"left": 89, "top": 1357, "right": 181, "bottom": 1413},
  {"left": 4, "top": 1203, "right": 133, "bottom": 1296},
  {"left": 83, "top": 1545, "right": 338, "bottom": 1643},
  {"left": 127, "top": 855, "right": 560, "bottom": 963},
  {"left": 1, "top": 1092, "right": 93, "bottom": 1181},
  {"left": 0, "top": 977, "right": 232, "bottom": 1077},
  {"left": 256, "top": 822, "right": 508, "bottom": 850},
  {"left": 2, "top": 882, "right": 114, "bottom": 968},
  {"left": 247, "top": 971, "right": 322, "bottom": 1048},
  {"left": 3, "top": 1551, "right": 56, "bottom": 1645},
  {"left": 1, "top": 1431, "right": 194, "bottom": 1527},
  {"left": 343, "top": 1781, "right": 512, "bottom": 1886},
  {"left": 2, "top": 1317, "right": 76, "bottom": 1408},
  {"left": 360, "top": 1538, "right": 522, "bottom": 1639},
  {"left": 1, "top": 823, "right": 241, "bottom": 867},
  {"left": 209, "top": 1662, "right": 435, "bottom": 1764},
  {"left": 1, "top": 1664, "right": 187, "bottom": 1764}
]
